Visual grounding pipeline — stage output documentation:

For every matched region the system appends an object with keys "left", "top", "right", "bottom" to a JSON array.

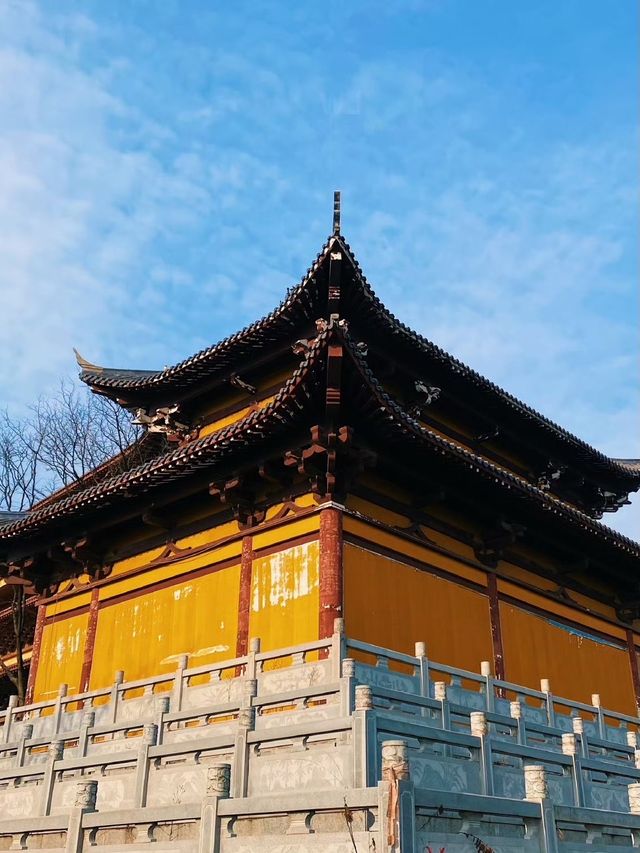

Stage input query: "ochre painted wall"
[
  {"left": 89, "top": 563, "right": 241, "bottom": 689},
  {"left": 33, "top": 610, "right": 89, "bottom": 701},
  {"left": 500, "top": 602, "right": 636, "bottom": 714},
  {"left": 344, "top": 543, "right": 494, "bottom": 673},
  {"left": 249, "top": 540, "right": 320, "bottom": 653}
]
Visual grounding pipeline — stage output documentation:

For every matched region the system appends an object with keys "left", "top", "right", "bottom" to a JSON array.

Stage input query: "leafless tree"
[{"left": 0, "top": 380, "right": 144, "bottom": 702}]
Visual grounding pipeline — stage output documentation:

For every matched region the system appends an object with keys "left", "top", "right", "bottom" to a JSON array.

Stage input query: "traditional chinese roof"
[
  {"left": 2, "top": 325, "right": 639, "bottom": 573},
  {"left": 76, "top": 232, "right": 640, "bottom": 498}
]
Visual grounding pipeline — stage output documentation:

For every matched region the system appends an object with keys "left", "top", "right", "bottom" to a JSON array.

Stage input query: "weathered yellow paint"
[
  {"left": 45, "top": 593, "right": 92, "bottom": 617},
  {"left": 34, "top": 612, "right": 89, "bottom": 701},
  {"left": 252, "top": 515, "right": 320, "bottom": 552},
  {"left": 344, "top": 544, "right": 493, "bottom": 673},
  {"left": 343, "top": 516, "right": 488, "bottom": 587},
  {"left": 500, "top": 602, "right": 635, "bottom": 714},
  {"left": 99, "top": 542, "right": 243, "bottom": 603},
  {"left": 248, "top": 540, "right": 319, "bottom": 656},
  {"left": 177, "top": 518, "right": 239, "bottom": 550},
  {"left": 497, "top": 580, "right": 627, "bottom": 642},
  {"left": 111, "top": 546, "right": 167, "bottom": 578},
  {"left": 89, "top": 564, "right": 241, "bottom": 689}
]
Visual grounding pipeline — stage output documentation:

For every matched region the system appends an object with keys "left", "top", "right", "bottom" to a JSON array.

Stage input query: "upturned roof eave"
[{"left": 76, "top": 231, "right": 639, "bottom": 488}]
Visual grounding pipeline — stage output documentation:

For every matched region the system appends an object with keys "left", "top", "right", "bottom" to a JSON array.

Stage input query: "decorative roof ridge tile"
[
  {"left": 0, "top": 331, "right": 332, "bottom": 541},
  {"left": 336, "top": 324, "right": 640, "bottom": 558}
]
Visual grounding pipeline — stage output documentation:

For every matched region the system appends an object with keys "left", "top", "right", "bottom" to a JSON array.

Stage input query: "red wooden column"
[
  {"left": 626, "top": 629, "right": 640, "bottom": 711},
  {"left": 25, "top": 601, "right": 46, "bottom": 703},
  {"left": 487, "top": 572, "right": 506, "bottom": 682},
  {"left": 79, "top": 587, "right": 100, "bottom": 693},
  {"left": 236, "top": 535, "right": 253, "bottom": 657},
  {"left": 319, "top": 506, "right": 343, "bottom": 639}
]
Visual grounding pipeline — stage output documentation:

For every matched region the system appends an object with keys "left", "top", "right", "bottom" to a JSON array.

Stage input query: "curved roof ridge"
[
  {"left": 336, "top": 324, "right": 640, "bottom": 558},
  {"left": 78, "top": 235, "right": 338, "bottom": 391},
  {"left": 334, "top": 235, "right": 640, "bottom": 485}
]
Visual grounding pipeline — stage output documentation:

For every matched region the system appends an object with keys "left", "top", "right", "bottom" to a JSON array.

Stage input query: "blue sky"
[{"left": 0, "top": 0, "right": 638, "bottom": 536}]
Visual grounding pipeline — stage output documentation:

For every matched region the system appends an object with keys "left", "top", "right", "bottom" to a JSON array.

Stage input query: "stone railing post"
[
  {"left": 524, "top": 764, "right": 558, "bottom": 853},
  {"left": 592, "top": 693, "right": 606, "bottom": 739},
  {"left": 109, "top": 670, "right": 125, "bottom": 724},
  {"left": 510, "top": 699, "right": 527, "bottom": 745},
  {"left": 353, "top": 685, "right": 376, "bottom": 787},
  {"left": 330, "top": 617, "right": 346, "bottom": 678},
  {"left": 340, "top": 656, "right": 355, "bottom": 716},
  {"left": 3, "top": 694, "right": 18, "bottom": 744},
  {"left": 134, "top": 723, "right": 157, "bottom": 808},
  {"left": 540, "top": 678, "right": 555, "bottom": 727},
  {"left": 232, "top": 701, "right": 255, "bottom": 799},
  {"left": 470, "top": 711, "right": 493, "bottom": 796},
  {"left": 198, "top": 763, "right": 230, "bottom": 853},
  {"left": 562, "top": 733, "right": 585, "bottom": 807},
  {"left": 414, "top": 641, "right": 429, "bottom": 699},
  {"left": 629, "top": 783, "right": 640, "bottom": 815},
  {"left": 434, "top": 681, "right": 451, "bottom": 730},
  {"left": 40, "top": 738, "right": 64, "bottom": 816},
  {"left": 172, "top": 654, "right": 189, "bottom": 712},
  {"left": 155, "top": 696, "right": 170, "bottom": 746},
  {"left": 52, "top": 683, "right": 68, "bottom": 736},
  {"left": 65, "top": 780, "right": 98, "bottom": 853},
  {"left": 572, "top": 715, "right": 589, "bottom": 757},
  {"left": 246, "top": 637, "right": 260, "bottom": 681},
  {"left": 480, "top": 660, "right": 495, "bottom": 712},
  {"left": 380, "top": 740, "right": 414, "bottom": 852},
  {"left": 78, "top": 710, "right": 95, "bottom": 757},
  {"left": 15, "top": 723, "right": 33, "bottom": 768}
]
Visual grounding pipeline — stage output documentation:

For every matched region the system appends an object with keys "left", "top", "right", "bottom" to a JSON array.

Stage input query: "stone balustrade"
[{"left": 0, "top": 622, "right": 639, "bottom": 851}]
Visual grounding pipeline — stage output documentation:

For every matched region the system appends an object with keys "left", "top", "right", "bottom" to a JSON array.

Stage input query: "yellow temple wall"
[
  {"left": 33, "top": 498, "right": 321, "bottom": 701},
  {"left": 342, "top": 506, "right": 639, "bottom": 715}
]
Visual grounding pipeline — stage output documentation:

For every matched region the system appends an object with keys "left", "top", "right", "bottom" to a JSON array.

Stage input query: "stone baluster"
[
  {"left": 246, "top": 637, "right": 260, "bottom": 680},
  {"left": 480, "top": 660, "right": 495, "bottom": 712},
  {"left": 523, "top": 762, "right": 558, "bottom": 850},
  {"left": 510, "top": 699, "right": 527, "bottom": 745},
  {"left": 540, "top": 678, "right": 555, "bottom": 727},
  {"left": 415, "top": 641, "right": 429, "bottom": 701},
  {"left": 78, "top": 710, "right": 95, "bottom": 758},
  {"left": 341, "top": 657, "right": 356, "bottom": 716},
  {"left": 562, "top": 733, "right": 585, "bottom": 807},
  {"left": 591, "top": 693, "right": 606, "bottom": 739},
  {"left": 380, "top": 740, "right": 415, "bottom": 851},
  {"left": 470, "top": 711, "right": 493, "bottom": 796},
  {"left": 109, "top": 670, "right": 125, "bottom": 724},
  {"left": 572, "top": 715, "right": 589, "bottom": 758},
  {"left": 331, "top": 618, "right": 346, "bottom": 678},
  {"left": 172, "top": 654, "right": 189, "bottom": 713},
  {"left": 16, "top": 723, "right": 33, "bottom": 768},
  {"left": 134, "top": 723, "right": 157, "bottom": 808},
  {"left": 629, "top": 783, "right": 640, "bottom": 815},
  {"left": 52, "top": 683, "right": 68, "bottom": 736},
  {"left": 155, "top": 696, "right": 170, "bottom": 746},
  {"left": 65, "top": 780, "right": 98, "bottom": 853},
  {"left": 40, "top": 739, "right": 64, "bottom": 816},
  {"left": 434, "top": 681, "right": 451, "bottom": 733},
  {"left": 198, "top": 763, "right": 231, "bottom": 853},
  {"left": 353, "top": 685, "right": 376, "bottom": 788},
  {"left": 3, "top": 695, "right": 18, "bottom": 744},
  {"left": 233, "top": 697, "right": 255, "bottom": 799}
]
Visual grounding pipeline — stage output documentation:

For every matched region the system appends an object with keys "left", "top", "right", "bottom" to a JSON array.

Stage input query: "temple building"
[{"left": 1, "top": 193, "right": 639, "bottom": 715}]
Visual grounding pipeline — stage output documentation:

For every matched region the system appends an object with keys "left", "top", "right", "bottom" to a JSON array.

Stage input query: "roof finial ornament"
[{"left": 333, "top": 190, "right": 341, "bottom": 235}]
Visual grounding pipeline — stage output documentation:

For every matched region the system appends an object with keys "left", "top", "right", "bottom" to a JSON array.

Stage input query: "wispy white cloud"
[{"left": 0, "top": 0, "right": 636, "bottom": 537}]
